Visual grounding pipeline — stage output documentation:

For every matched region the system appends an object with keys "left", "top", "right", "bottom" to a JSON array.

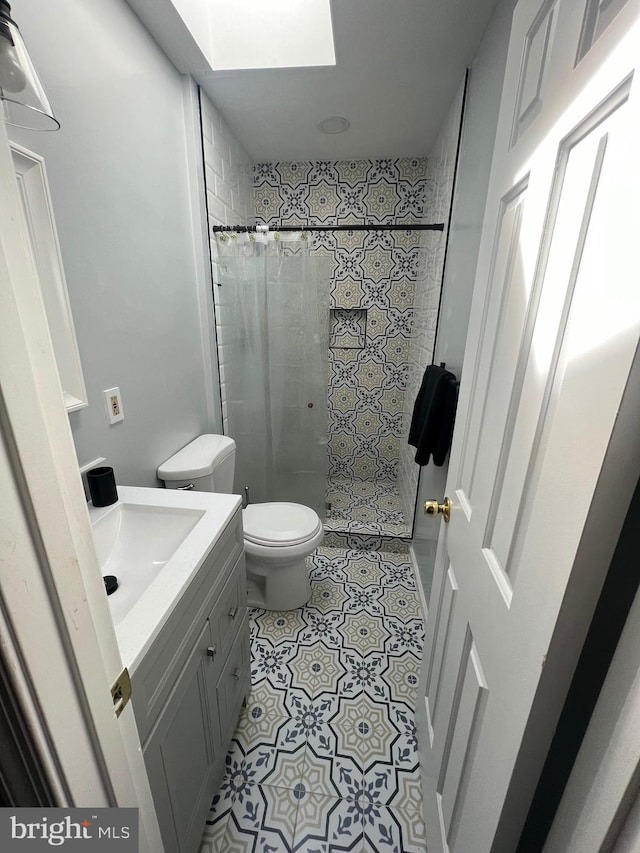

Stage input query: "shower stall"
[{"left": 213, "top": 232, "right": 331, "bottom": 517}]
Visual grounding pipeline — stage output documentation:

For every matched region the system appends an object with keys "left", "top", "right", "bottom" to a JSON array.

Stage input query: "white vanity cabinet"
[{"left": 131, "top": 508, "right": 249, "bottom": 853}]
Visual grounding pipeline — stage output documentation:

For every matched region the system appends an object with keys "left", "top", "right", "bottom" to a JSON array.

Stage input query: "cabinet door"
[
  {"left": 210, "top": 554, "right": 247, "bottom": 665},
  {"left": 216, "top": 618, "right": 251, "bottom": 748},
  {"left": 144, "top": 623, "right": 217, "bottom": 853}
]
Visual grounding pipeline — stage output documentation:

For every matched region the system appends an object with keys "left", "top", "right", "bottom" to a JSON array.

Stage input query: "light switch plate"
[{"left": 104, "top": 387, "right": 124, "bottom": 424}]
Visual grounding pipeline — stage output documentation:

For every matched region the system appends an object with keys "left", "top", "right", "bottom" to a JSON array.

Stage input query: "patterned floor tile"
[
  {"left": 299, "top": 609, "right": 345, "bottom": 648},
  {"left": 250, "top": 608, "right": 267, "bottom": 641},
  {"left": 323, "top": 532, "right": 411, "bottom": 553},
  {"left": 238, "top": 682, "right": 290, "bottom": 737},
  {"left": 286, "top": 691, "right": 339, "bottom": 742},
  {"left": 308, "top": 578, "right": 350, "bottom": 613},
  {"left": 261, "top": 784, "right": 302, "bottom": 844},
  {"left": 361, "top": 803, "right": 426, "bottom": 853},
  {"left": 339, "top": 650, "right": 388, "bottom": 703},
  {"left": 325, "top": 479, "right": 411, "bottom": 542},
  {"left": 342, "top": 556, "right": 386, "bottom": 588},
  {"left": 380, "top": 652, "right": 421, "bottom": 706},
  {"left": 329, "top": 695, "right": 401, "bottom": 772},
  {"left": 208, "top": 747, "right": 258, "bottom": 834},
  {"left": 390, "top": 705, "right": 420, "bottom": 772},
  {"left": 289, "top": 641, "right": 345, "bottom": 698},
  {"left": 385, "top": 618, "right": 424, "bottom": 657},
  {"left": 388, "top": 767, "right": 424, "bottom": 812},
  {"left": 200, "top": 541, "right": 427, "bottom": 853},
  {"left": 379, "top": 559, "right": 417, "bottom": 589},
  {"left": 342, "top": 583, "right": 384, "bottom": 617},
  {"left": 292, "top": 792, "right": 364, "bottom": 853},
  {"left": 254, "top": 609, "right": 307, "bottom": 644},
  {"left": 339, "top": 612, "right": 390, "bottom": 655},
  {"left": 309, "top": 548, "right": 350, "bottom": 583},
  {"left": 201, "top": 794, "right": 231, "bottom": 851},
  {"left": 379, "top": 586, "right": 422, "bottom": 620},
  {"left": 228, "top": 717, "right": 308, "bottom": 791},
  {"left": 199, "top": 822, "right": 227, "bottom": 853},
  {"left": 304, "top": 734, "right": 361, "bottom": 800},
  {"left": 221, "top": 783, "right": 299, "bottom": 853},
  {"left": 251, "top": 638, "right": 297, "bottom": 690}
]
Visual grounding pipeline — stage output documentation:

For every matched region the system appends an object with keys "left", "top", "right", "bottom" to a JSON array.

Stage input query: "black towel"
[{"left": 408, "top": 365, "right": 458, "bottom": 466}]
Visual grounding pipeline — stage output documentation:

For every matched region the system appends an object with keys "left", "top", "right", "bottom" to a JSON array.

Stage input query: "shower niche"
[{"left": 329, "top": 308, "right": 367, "bottom": 350}]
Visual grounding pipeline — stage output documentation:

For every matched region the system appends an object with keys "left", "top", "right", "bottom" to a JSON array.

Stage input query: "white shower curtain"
[{"left": 213, "top": 230, "right": 330, "bottom": 515}]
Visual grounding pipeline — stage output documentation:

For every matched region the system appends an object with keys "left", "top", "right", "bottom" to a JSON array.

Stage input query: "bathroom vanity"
[{"left": 89, "top": 487, "right": 250, "bottom": 853}]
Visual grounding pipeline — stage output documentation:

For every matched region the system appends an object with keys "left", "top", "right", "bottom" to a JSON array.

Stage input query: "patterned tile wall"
[
  {"left": 254, "top": 160, "right": 429, "bottom": 480},
  {"left": 398, "top": 84, "right": 466, "bottom": 523}
]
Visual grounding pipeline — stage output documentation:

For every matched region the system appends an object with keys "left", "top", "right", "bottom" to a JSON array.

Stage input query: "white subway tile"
[
  {"left": 215, "top": 176, "right": 233, "bottom": 208},
  {"left": 204, "top": 163, "right": 217, "bottom": 192},
  {"left": 208, "top": 147, "right": 224, "bottom": 177},
  {"left": 201, "top": 117, "right": 213, "bottom": 144},
  {"left": 207, "top": 192, "right": 226, "bottom": 224}
]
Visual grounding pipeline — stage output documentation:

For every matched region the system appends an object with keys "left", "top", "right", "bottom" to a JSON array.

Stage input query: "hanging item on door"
[{"left": 408, "top": 363, "right": 459, "bottom": 466}]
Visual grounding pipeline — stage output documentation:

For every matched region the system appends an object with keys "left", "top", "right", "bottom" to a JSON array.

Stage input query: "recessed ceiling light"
[{"left": 317, "top": 116, "right": 350, "bottom": 134}]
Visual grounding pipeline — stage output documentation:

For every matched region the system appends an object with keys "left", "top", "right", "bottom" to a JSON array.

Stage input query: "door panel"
[
  {"left": 510, "top": 0, "right": 559, "bottom": 147},
  {"left": 426, "top": 563, "right": 460, "bottom": 737},
  {"left": 439, "top": 638, "right": 488, "bottom": 842},
  {"left": 459, "top": 180, "right": 529, "bottom": 523}
]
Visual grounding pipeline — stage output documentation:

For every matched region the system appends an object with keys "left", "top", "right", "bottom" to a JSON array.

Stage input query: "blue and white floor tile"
[{"left": 200, "top": 546, "right": 426, "bottom": 852}]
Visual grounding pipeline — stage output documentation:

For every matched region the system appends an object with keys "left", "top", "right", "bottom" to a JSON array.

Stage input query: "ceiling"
[{"left": 126, "top": 0, "right": 502, "bottom": 162}]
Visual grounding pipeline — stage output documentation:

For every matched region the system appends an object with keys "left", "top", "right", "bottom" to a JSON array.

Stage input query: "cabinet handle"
[
  {"left": 206, "top": 646, "right": 217, "bottom": 659},
  {"left": 229, "top": 606, "right": 238, "bottom": 621},
  {"left": 233, "top": 667, "right": 240, "bottom": 681}
]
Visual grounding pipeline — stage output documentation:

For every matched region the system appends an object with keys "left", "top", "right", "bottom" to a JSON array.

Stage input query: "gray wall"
[
  {"left": 413, "top": 0, "right": 518, "bottom": 545},
  {"left": 9, "top": 0, "right": 217, "bottom": 487}
]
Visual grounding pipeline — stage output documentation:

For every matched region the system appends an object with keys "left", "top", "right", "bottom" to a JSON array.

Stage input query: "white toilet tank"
[{"left": 157, "top": 434, "right": 236, "bottom": 493}]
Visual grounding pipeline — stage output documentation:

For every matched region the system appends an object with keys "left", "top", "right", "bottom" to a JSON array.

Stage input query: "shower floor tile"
[
  {"left": 324, "top": 478, "right": 412, "bottom": 542},
  {"left": 199, "top": 546, "right": 426, "bottom": 853}
]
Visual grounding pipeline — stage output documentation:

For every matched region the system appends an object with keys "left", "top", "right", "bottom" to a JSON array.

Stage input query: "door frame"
[
  {"left": 542, "top": 457, "right": 640, "bottom": 852},
  {"left": 0, "top": 114, "right": 164, "bottom": 850}
]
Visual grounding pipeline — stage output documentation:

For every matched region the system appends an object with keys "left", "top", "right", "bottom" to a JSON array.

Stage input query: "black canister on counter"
[{"left": 87, "top": 466, "right": 118, "bottom": 507}]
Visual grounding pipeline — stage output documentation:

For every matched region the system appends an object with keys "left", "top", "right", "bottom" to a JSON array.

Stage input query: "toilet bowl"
[
  {"left": 157, "top": 435, "right": 323, "bottom": 610},
  {"left": 243, "top": 502, "right": 324, "bottom": 610}
]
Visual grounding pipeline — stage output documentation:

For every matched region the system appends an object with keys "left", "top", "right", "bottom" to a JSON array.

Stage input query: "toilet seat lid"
[{"left": 243, "top": 502, "right": 322, "bottom": 546}]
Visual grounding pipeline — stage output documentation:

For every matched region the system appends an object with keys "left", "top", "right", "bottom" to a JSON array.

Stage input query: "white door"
[
  {"left": 0, "top": 116, "right": 164, "bottom": 850},
  {"left": 420, "top": 1, "right": 640, "bottom": 851}
]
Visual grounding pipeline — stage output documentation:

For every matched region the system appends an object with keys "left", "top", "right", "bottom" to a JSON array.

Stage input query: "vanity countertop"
[{"left": 88, "top": 486, "right": 242, "bottom": 671}]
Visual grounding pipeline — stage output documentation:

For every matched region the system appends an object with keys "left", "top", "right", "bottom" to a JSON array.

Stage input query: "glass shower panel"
[
  {"left": 217, "top": 256, "right": 269, "bottom": 503},
  {"left": 266, "top": 253, "right": 330, "bottom": 516},
  {"left": 217, "top": 249, "right": 330, "bottom": 516}
]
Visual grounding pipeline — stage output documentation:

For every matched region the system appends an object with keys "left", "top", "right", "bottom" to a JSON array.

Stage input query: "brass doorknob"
[{"left": 424, "top": 497, "right": 451, "bottom": 523}]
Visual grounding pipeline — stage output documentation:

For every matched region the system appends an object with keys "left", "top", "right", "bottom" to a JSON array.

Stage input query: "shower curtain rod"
[{"left": 211, "top": 223, "right": 444, "bottom": 233}]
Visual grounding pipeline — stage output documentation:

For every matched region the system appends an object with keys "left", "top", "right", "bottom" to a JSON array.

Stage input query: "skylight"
[{"left": 171, "top": 0, "right": 336, "bottom": 71}]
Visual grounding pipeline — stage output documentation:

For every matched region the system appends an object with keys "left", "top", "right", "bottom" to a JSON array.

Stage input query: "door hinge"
[{"left": 111, "top": 667, "right": 132, "bottom": 718}]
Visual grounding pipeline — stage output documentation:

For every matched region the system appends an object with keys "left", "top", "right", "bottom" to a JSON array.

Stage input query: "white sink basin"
[
  {"left": 88, "top": 486, "right": 242, "bottom": 670},
  {"left": 92, "top": 503, "right": 205, "bottom": 625}
]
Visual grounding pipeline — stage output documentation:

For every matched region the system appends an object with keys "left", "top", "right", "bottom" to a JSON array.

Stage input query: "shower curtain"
[{"left": 213, "top": 230, "right": 330, "bottom": 516}]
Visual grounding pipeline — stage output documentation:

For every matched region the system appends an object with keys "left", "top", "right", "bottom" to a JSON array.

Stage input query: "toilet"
[{"left": 157, "top": 435, "right": 323, "bottom": 610}]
